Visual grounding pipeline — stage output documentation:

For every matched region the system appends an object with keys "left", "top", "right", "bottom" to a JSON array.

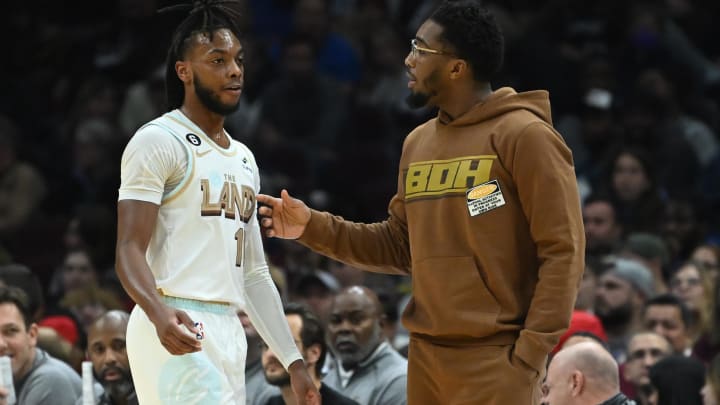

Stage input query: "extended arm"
[
  {"left": 257, "top": 188, "right": 412, "bottom": 275},
  {"left": 243, "top": 269, "right": 319, "bottom": 403},
  {"left": 244, "top": 159, "right": 320, "bottom": 404}
]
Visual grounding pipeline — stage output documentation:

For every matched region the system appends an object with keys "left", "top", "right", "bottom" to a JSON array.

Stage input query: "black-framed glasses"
[{"left": 409, "top": 38, "right": 453, "bottom": 58}]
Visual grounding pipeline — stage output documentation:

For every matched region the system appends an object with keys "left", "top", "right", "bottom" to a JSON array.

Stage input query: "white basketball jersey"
[{"left": 127, "top": 110, "right": 264, "bottom": 308}]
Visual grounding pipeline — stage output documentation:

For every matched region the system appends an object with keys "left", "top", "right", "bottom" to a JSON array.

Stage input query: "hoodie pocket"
[{"left": 409, "top": 256, "right": 501, "bottom": 337}]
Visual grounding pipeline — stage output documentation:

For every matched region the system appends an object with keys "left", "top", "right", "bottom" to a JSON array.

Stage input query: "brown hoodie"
[{"left": 299, "top": 87, "right": 585, "bottom": 373}]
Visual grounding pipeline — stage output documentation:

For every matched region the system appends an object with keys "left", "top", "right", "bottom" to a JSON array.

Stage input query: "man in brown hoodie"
[{"left": 257, "top": 1, "right": 585, "bottom": 403}]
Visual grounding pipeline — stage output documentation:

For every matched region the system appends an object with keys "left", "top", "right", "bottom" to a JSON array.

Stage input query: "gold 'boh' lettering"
[{"left": 405, "top": 156, "right": 495, "bottom": 200}]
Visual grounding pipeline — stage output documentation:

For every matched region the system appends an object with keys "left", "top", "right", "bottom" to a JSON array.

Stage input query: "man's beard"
[
  {"left": 404, "top": 70, "right": 439, "bottom": 109},
  {"left": 96, "top": 367, "right": 134, "bottom": 399},
  {"left": 405, "top": 91, "right": 432, "bottom": 109},
  {"left": 195, "top": 74, "right": 241, "bottom": 116},
  {"left": 595, "top": 300, "right": 633, "bottom": 329},
  {"left": 586, "top": 237, "right": 616, "bottom": 256},
  {"left": 264, "top": 368, "right": 291, "bottom": 387}
]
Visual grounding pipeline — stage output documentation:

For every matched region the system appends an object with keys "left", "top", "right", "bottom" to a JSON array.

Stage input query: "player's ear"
[
  {"left": 449, "top": 60, "right": 468, "bottom": 79},
  {"left": 176, "top": 61, "right": 191, "bottom": 84}
]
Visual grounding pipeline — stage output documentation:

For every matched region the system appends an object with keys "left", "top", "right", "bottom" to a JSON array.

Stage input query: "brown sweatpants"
[{"left": 407, "top": 337, "right": 544, "bottom": 405}]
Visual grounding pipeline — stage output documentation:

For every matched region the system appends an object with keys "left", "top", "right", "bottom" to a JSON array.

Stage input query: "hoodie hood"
[{"left": 444, "top": 87, "right": 552, "bottom": 127}]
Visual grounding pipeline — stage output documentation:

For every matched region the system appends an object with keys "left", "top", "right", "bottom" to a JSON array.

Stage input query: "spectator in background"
[
  {"left": 51, "top": 248, "right": 99, "bottom": 303},
  {"left": 648, "top": 355, "right": 705, "bottom": 405},
  {"left": 620, "top": 331, "right": 672, "bottom": 403},
  {"left": 619, "top": 78, "right": 701, "bottom": 200},
  {"left": 662, "top": 199, "right": 706, "bottom": 263},
  {"left": 62, "top": 77, "right": 120, "bottom": 142},
  {"left": 643, "top": 294, "right": 693, "bottom": 356},
  {"left": 691, "top": 244, "right": 720, "bottom": 282},
  {"left": 542, "top": 341, "right": 634, "bottom": 405},
  {"left": 117, "top": 66, "right": 166, "bottom": 137},
  {"left": 85, "top": 310, "right": 137, "bottom": 405},
  {"left": 0, "top": 263, "right": 84, "bottom": 369},
  {"left": 621, "top": 232, "right": 671, "bottom": 294},
  {"left": 324, "top": 286, "right": 407, "bottom": 405},
  {"left": 0, "top": 264, "right": 47, "bottom": 323},
  {"left": 0, "top": 115, "right": 47, "bottom": 239},
  {"left": 583, "top": 194, "right": 624, "bottom": 260},
  {"left": 60, "top": 206, "right": 130, "bottom": 311},
  {"left": 555, "top": 83, "right": 622, "bottom": 192},
  {"left": 0, "top": 286, "right": 82, "bottom": 404},
  {"left": 356, "top": 23, "right": 428, "bottom": 121},
  {"left": 326, "top": 260, "right": 365, "bottom": 290},
  {"left": 552, "top": 310, "right": 608, "bottom": 355},
  {"left": 606, "top": 147, "right": 666, "bottom": 236},
  {"left": 595, "top": 258, "right": 656, "bottom": 362},
  {"left": 669, "top": 260, "right": 713, "bottom": 343},
  {"left": 62, "top": 204, "right": 117, "bottom": 274},
  {"left": 291, "top": 271, "right": 340, "bottom": 325},
  {"left": 633, "top": 69, "right": 719, "bottom": 179},
  {"left": 60, "top": 286, "right": 123, "bottom": 335},
  {"left": 262, "top": 303, "right": 358, "bottom": 405},
  {"left": 254, "top": 34, "right": 347, "bottom": 191},
  {"left": 291, "top": 0, "right": 361, "bottom": 85},
  {"left": 66, "top": 117, "right": 122, "bottom": 208}
]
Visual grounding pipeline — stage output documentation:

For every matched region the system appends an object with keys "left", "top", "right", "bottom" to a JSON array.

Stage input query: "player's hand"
[
  {"left": 256, "top": 189, "right": 311, "bottom": 239},
  {"left": 149, "top": 304, "right": 202, "bottom": 355},
  {"left": 288, "top": 360, "right": 321, "bottom": 405}
]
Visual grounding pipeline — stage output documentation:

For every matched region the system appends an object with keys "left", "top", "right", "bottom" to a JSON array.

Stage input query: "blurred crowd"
[{"left": 2, "top": 0, "right": 720, "bottom": 404}]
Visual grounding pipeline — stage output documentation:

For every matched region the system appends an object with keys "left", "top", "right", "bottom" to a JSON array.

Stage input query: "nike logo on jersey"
[{"left": 195, "top": 149, "right": 212, "bottom": 158}]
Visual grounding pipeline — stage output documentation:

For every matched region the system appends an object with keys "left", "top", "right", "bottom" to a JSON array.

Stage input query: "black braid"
[{"left": 160, "top": 0, "right": 243, "bottom": 111}]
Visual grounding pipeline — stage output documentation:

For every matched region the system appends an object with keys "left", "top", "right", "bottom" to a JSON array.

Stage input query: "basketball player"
[{"left": 114, "top": 2, "right": 319, "bottom": 404}]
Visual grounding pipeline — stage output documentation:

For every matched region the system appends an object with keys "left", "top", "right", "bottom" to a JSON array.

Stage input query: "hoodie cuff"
[
  {"left": 298, "top": 209, "right": 329, "bottom": 243},
  {"left": 514, "top": 332, "right": 550, "bottom": 373}
]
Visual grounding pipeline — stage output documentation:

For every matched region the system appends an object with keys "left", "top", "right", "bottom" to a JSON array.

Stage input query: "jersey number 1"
[{"left": 235, "top": 228, "right": 245, "bottom": 267}]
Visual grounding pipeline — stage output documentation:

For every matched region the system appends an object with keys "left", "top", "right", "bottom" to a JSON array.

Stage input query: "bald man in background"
[
  {"left": 541, "top": 341, "right": 635, "bottom": 405},
  {"left": 324, "top": 286, "right": 407, "bottom": 405},
  {"left": 85, "top": 310, "right": 137, "bottom": 405}
]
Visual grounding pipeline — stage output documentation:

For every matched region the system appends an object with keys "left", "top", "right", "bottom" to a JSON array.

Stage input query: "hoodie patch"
[{"left": 466, "top": 179, "right": 505, "bottom": 216}]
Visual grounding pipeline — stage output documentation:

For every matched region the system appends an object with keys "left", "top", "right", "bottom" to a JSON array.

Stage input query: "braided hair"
[{"left": 160, "top": 0, "right": 243, "bottom": 111}]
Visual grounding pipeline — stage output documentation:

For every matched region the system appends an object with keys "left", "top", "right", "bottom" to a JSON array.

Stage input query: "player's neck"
[
  {"left": 438, "top": 82, "right": 492, "bottom": 122},
  {"left": 180, "top": 102, "right": 227, "bottom": 146}
]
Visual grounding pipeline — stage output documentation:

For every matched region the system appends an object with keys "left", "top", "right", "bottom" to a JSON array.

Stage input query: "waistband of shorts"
[{"left": 159, "top": 294, "right": 235, "bottom": 316}]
